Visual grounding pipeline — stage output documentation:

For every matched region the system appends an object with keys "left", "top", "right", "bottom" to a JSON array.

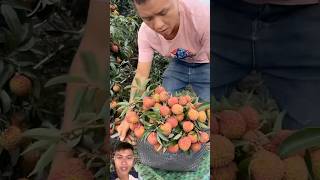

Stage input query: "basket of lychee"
[{"left": 118, "top": 85, "right": 210, "bottom": 154}]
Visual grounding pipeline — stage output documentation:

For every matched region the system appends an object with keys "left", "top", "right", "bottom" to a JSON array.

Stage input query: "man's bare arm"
[{"left": 49, "top": 0, "right": 107, "bottom": 176}]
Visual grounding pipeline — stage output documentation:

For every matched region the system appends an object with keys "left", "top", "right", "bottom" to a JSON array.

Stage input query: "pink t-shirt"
[{"left": 137, "top": 0, "right": 210, "bottom": 63}]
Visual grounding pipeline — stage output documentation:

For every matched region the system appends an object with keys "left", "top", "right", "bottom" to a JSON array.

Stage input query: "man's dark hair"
[
  {"left": 132, "top": 0, "right": 149, "bottom": 5},
  {"left": 114, "top": 141, "right": 134, "bottom": 153}
]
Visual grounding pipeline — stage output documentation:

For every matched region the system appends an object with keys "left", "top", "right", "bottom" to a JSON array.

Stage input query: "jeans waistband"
[{"left": 172, "top": 59, "right": 209, "bottom": 68}]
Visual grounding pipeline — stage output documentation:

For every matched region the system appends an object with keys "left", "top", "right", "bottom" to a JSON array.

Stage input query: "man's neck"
[{"left": 117, "top": 173, "right": 129, "bottom": 180}]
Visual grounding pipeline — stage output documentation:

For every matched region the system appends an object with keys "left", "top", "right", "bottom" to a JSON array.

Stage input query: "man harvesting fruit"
[
  {"left": 118, "top": 0, "right": 210, "bottom": 142},
  {"left": 116, "top": 0, "right": 210, "bottom": 173}
]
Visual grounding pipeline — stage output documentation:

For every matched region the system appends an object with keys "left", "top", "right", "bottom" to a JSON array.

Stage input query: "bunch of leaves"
[{"left": 19, "top": 52, "right": 108, "bottom": 179}]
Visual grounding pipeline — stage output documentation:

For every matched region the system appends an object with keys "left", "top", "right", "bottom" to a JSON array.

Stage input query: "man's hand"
[{"left": 117, "top": 116, "right": 130, "bottom": 141}]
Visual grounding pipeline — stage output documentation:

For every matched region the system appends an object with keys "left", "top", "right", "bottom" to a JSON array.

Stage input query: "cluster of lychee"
[
  {"left": 212, "top": 105, "right": 319, "bottom": 180},
  {"left": 121, "top": 85, "right": 210, "bottom": 154},
  {"left": 48, "top": 158, "right": 94, "bottom": 180},
  {"left": 9, "top": 73, "right": 33, "bottom": 97}
]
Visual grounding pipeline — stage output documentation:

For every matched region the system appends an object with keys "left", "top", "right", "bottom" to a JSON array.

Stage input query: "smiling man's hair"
[
  {"left": 114, "top": 141, "right": 134, "bottom": 153},
  {"left": 132, "top": 0, "right": 149, "bottom": 5}
]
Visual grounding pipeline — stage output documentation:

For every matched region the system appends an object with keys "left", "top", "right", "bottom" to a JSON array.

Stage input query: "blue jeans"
[
  {"left": 162, "top": 59, "right": 210, "bottom": 102},
  {"left": 212, "top": 0, "right": 320, "bottom": 129}
]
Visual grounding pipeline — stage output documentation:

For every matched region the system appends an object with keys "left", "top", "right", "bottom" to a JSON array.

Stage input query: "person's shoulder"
[
  {"left": 138, "top": 23, "right": 155, "bottom": 35},
  {"left": 180, "top": 0, "right": 209, "bottom": 15}
]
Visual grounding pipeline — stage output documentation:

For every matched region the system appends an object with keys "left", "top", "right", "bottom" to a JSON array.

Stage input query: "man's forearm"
[
  {"left": 57, "top": 0, "right": 107, "bottom": 149},
  {"left": 129, "top": 74, "right": 148, "bottom": 103}
]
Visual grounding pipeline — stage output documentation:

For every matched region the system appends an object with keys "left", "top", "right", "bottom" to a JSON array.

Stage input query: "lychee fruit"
[
  {"left": 160, "top": 105, "right": 171, "bottom": 117},
  {"left": 10, "top": 111, "right": 26, "bottom": 128},
  {"left": 9, "top": 74, "right": 32, "bottom": 97},
  {"left": 178, "top": 96, "right": 188, "bottom": 106},
  {"left": 191, "top": 142, "right": 202, "bottom": 153},
  {"left": 243, "top": 130, "right": 270, "bottom": 146},
  {"left": 154, "top": 103, "right": 162, "bottom": 109},
  {"left": 182, "top": 121, "right": 194, "bottom": 133},
  {"left": 188, "top": 109, "right": 199, "bottom": 121},
  {"left": 250, "top": 150, "right": 285, "bottom": 180},
  {"left": 126, "top": 110, "right": 139, "bottom": 123},
  {"left": 188, "top": 131, "right": 198, "bottom": 143},
  {"left": 197, "top": 111, "right": 207, "bottom": 123},
  {"left": 310, "top": 149, "right": 320, "bottom": 180},
  {"left": 155, "top": 85, "right": 166, "bottom": 94},
  {"left": 143, "top": 96, "right": 155, "bottom": 110},
  {"left": 0, "top": 126, "right": 22, "bottom": 151},
  {"left": 129, "top": 123, "right": 141, "bottom": 131},
  {"left": 152, "top": 93, "right": 161, "bottom": 103},
  {"left": 167, "top": 144, "right": 179, "bottom": 153},
  {"left": 171, "top": 104, "right": 184, "bottom": 115},
  {"left": 159, "top": 91, "right": 169, "bottom": 102},
  {"left": 167, "top": 97, "right": 179, "bottom": 107},
  {"left": 283, "top": 156, "right": 308, "bottom": 180},
  {"left": 147, "top": 132, "right": 158, "bottom": 145},
  {"left": 112, "top": 83, "right": 121, "bottom": 93},
  {"left": 218, "top": 110, "right": 247, "bottom": 139},
  {"left": 21, "top": 149, "right": 41, "bottom": 175},
  {"left": 184, "top": 95, "right": 192, "bottom": 103},
  {"left": 238, "top": 105, "right": 260, "bottom": 131},
  {"left": 166, "top": 117, "right": 178, "bottom": 128},
  {"left": 159, "top": 122, "right": 172, "bottom": 136},
  {"left": 134, "top": 126, "right": 145, "bottom": 139},
  {"left": 211, "top": 135, "right": 235, "bottom": 168},
  {"left": 110, "top": 100, "right": 117, "bottom": 110},
  {"left": 199, "top": 131, "right": 209, "bottom": 143},
  {"left": 111, "top": 43, "right": 119, "bottom": 53},
  {"left": 212, "top": 162, "right": 238, "bottom": 180},
  {"left": 48, "top": 158, "right": 94, "bottom": 180},
  {"left": 176, "top": 114, "right": 184, "bottom": 121},
  {"left": 178, "top": 136, "right": 192, "bottom": 151}
]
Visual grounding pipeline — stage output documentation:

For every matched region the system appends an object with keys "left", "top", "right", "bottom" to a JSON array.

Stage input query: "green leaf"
[
  {"left": 1, "top": 90, "right": 11, "bottom": 113},
  {"left": 157, "top": 132, "right": 169, "bottom": 142},
  {"left": 68, "top": 134, "right": 82, "bottom": 148},
  {"left": 272, "top": 110, "right": 286, "bottom": 133},
  {"left": 197, "top": 121, "right": 209, "bottom": 130},
  {"left": 0, "top": 64, "right": 14, "bottom": 89},
  {"left": 28, "top": 143, "right": 57, "bottom": 177},
  {"left": 44, "top": 75, "right": 87, "bottom": 87},
  {"left": 75, "top": 112, "right": 98, "bottom": 122},
  {"left": 173, "top": 132, "right": 182, "bottom": 140},
  {"left": 140, "top": 118, "right": 152, "bottom": 127},
  {"left": 233, "top": 140, "right": 250, "bottom": 147},
  {"left": 21, "top": 140, "right": 52, "bottom": 155},
  {"left": 278, "top": 128, "right": 320, "bottom": 158},
  {"left": 18, "top": 36, "right": 35, "bottom": 51},
  {"left": 94, "top": 166, "right": 106, "bottom": 178},
  {"left": 71, "top": 87, "right": 87, "bottom": 121},
  {"left": 238, "top": 158, "right": 252, "bottom": 180},
  {"left": 80, "top": 52, "right": 102, "bottom": 82},
  {"left": 1, "top": 4, "right": 23, "bottom": 37},
  {"left": 80, "top": 87, "right": 97, "bottom": 112},
  {"left": 197, "top": 102, "right": 210, "bottom": 111},
  {"left": 22, "top": 128, "right": 61, "bottom": 140}
]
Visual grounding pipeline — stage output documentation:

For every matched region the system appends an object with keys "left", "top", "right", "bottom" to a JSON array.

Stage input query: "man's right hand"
[{"left": 117, "top": 117, "right": 130, "bottom": 141}]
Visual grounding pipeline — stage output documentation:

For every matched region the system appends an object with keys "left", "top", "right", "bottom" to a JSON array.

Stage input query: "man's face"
[
  {"left": 114, "top": 149, "right": 134, "bottom": 176},
  {"left": 135, "top": 0, "right": 180, "bottom": 40}
]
